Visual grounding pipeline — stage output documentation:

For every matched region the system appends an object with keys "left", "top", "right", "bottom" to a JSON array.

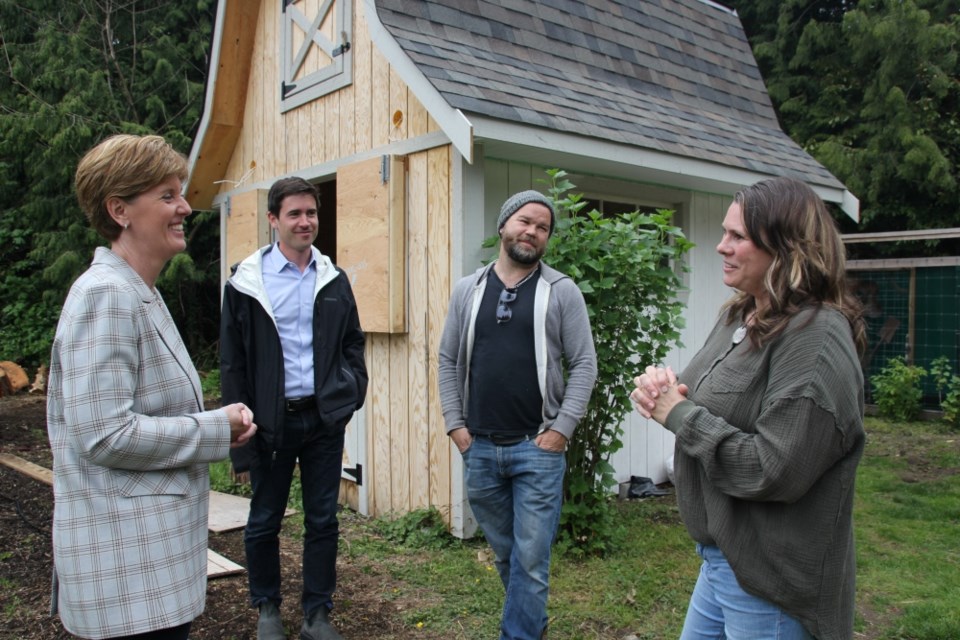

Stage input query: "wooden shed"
[{"left": 186, "top": 0, "right": 858, "bottom": 536}]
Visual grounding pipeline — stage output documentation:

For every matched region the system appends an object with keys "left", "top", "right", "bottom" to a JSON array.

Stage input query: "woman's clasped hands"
[
  {"left": 630, "top": 365, "right": 688, "bottom": 425},
  {"left": 225, "top": 403, "right": 257, "bottom": 448}
]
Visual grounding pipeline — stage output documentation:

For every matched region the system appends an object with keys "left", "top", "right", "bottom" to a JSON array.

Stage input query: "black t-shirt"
[{"left": 467, "top": 269, "right": 543, "bottom": 436}]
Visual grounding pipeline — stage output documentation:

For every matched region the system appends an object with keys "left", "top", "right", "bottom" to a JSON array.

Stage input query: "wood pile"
[
  {"left": 0, "top": 361, "right": 46, "bottom": 397},
  {"left": 0, "top": 361, "right": 29, "bottom": 397}
]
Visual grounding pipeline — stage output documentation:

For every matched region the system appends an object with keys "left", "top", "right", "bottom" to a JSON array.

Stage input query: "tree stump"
[{"left": 0, "top": 361, "right": 29, "bottom": 396}]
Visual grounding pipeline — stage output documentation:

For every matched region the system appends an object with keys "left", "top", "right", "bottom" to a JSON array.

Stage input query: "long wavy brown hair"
[{"left": 722, "top": 176, "right": 866, "bottom": 355}]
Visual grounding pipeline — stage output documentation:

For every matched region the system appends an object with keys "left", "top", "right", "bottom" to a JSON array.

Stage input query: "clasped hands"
[
  {"left": 225, "top": 403, "right": 257, "bottom": 448},
  {"left": 630, "top": 365, "right": 688, "bottom": 425}
]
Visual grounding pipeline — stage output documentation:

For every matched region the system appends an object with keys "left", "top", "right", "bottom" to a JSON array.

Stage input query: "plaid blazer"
[{"left": 47, "top": 248, "right": 231, "bottom": 639}]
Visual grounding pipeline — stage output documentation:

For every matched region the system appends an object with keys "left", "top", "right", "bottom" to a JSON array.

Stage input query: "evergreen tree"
[
  {"left": 0, "top": 0, "right": 218, "bottom": 368},
  {"left": 728, "top": 0, "right": 960, "bottom": 257}
]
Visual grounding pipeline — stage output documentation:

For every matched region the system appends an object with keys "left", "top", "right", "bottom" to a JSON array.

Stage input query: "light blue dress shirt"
[{"left": 263, "top": 243, "right": 317, "bottom": 398}]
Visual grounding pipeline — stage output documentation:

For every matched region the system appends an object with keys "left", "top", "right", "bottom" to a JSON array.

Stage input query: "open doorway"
[{"left": 314, "top": 179, "right": 337, "bottom": 261}]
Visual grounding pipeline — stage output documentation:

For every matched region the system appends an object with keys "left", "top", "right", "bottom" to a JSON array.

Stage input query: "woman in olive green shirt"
[{"left": 632, "top": 177, "right": 866, "bottom": 640}]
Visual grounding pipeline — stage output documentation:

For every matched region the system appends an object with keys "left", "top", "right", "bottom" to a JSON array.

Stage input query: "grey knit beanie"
[{"left": 497, "top": 190, "right": 556, "bottom": 236}]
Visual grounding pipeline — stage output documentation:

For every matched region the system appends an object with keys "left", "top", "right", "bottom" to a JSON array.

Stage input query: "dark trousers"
[
  {"left": 245, "top": 405, "right": 346, "bottom": 616},
  {"left": 107, "top": 622, "right": 191, "bottom": 640}
]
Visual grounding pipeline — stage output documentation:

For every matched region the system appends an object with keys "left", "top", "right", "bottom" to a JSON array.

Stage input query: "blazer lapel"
[
  {"left": 96, "top": 248, "right": 204, "bottom": 410},
  {"left": 146, "top": 295, "right": 204, "bottom": 410}
]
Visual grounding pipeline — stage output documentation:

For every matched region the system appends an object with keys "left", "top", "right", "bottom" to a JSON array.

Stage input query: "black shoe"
[
  {"left": 257, "top": 601, "right": 285, "bottom": 640},
  {"left": 300, "top": 606, "right": 344, "bottom": 640},
  {"left": 627, "top": 475, "right": 672, "bottom": 498}
]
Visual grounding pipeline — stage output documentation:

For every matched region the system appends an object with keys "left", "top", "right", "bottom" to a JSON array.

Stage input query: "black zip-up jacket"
[{"left": 220, "top": 244, "right": 368, "bottom": 472}]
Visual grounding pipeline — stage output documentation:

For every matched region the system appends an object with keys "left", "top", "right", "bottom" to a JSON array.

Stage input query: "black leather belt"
[
  {"left": 473, "top": 433, "right": 530, "bottom": 446},
  {"left": 285, "top": 395, "right": 316, "bottom": 413}
]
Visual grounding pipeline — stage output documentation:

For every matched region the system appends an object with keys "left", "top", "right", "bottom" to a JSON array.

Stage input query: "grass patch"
[
  {"left": 208, "top": 459, "right": 252, "bottom": 497},
  {"left": 853, "top": 418, "right": 960, "bottom": 639},
  {"left": 1, "top": 577, "right": 20, "bottom": 618},
  {"left": 339, "top": 500, "right": 695, "bottom": 639},
  {"left": 217, "top": 416, "right": 959, "bottom": 638},
  {"left": 548, "top": 498, "right": 696, "bottom": 639},
  {"left": 339, "top": 509, "right": 503, "bottom": 637}
]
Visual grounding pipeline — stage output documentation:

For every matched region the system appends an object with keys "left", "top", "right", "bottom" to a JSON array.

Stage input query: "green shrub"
[
  {"left": 930, "top": 356, "right": 954, "bottom": 405},
  {"left": 871, "top": 356, "right": 927, "bottom": 422},
  {"left": 547, "top": 173, "right": 690, "bottom": 557},
  {"left": 942, "top": 375, "right": 960, "bottom": 428},
  {"left": 376, "top": 507, "right": 454, "bottom": 550},
  {"left": 200, "top": 368, "right": 221, "bottom": 399}
]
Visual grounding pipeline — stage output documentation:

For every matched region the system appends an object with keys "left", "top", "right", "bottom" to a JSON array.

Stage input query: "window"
[
  {"left": 280, "top": 0, "right": 353, "bottom": 112},
  {"left": 581, "top": 198, "right": 661, "bottom": 218},
  {"left": 580, "top": 196, "right": 686, "bottom": 275}
]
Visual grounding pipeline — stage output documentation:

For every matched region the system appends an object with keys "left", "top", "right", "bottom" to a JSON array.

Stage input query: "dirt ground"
[{"left": 0, "top": 394, "right": 449, "bottom": 640}]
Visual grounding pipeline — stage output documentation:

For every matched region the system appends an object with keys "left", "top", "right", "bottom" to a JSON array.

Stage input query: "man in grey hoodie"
[{"left": 438, "top": 190, "right": 597, "bottom": 640}]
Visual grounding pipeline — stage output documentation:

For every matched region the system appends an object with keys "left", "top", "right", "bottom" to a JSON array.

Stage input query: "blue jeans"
[
  {"left": 245, "top": 406, "right": 345, "bottom": 616},
  {"left": 462, "top": 436, "right": 566, "bottom": 640},
  {"left": 680, "top": 544, "right": 814, "bottom": 640}
]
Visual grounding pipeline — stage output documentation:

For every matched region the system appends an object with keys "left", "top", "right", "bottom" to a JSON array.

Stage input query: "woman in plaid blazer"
[{"left": 46, "top": 135, "right": 257, "bottom": 640}]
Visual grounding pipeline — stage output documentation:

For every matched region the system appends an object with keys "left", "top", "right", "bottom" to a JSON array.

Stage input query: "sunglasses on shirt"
[{"left": 496, "top": 287, "right": 517, "bottom": 324}]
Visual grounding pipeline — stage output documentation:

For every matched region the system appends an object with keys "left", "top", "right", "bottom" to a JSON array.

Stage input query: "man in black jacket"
[{"left": 221, "top": 177, "right": 367, "bottom": 640}]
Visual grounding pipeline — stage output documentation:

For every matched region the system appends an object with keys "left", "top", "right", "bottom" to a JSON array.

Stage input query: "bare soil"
[{"left": 0, "top": 394, "right": 449, "bottom": 640}]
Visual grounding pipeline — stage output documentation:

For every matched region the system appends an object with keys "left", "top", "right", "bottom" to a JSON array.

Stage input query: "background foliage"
[
  {"left": 1, "top": 0, "right": 959, "bottom": 370},
  {"left": 726, "top": 0, "right": 960, "bottom": 258},
  {"left": 0, "top": 0, "right": 219, "bottom": 369}
]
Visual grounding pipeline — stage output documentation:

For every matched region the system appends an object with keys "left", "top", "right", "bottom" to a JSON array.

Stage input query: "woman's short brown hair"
[{"left": 75, "top": 134, "right": 188, "bottom": 241}]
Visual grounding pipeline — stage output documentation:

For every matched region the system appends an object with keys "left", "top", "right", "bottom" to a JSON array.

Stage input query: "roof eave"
[
  {"left": 840, "top": 189, "right": 860, "bottom": 222},
  {"left": 186, "top": 0, "right": 260, "bottom": 211},
  {"left": 471, "top": 115, "right": 859, "bottom": 221}
]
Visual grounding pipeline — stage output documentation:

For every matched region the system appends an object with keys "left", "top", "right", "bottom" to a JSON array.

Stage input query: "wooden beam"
[
  {"left": 0, "top": 453, "right": 52, "bottom": 485},
  {"left": 848, "top": 256, "right": 960, "bottom": 270},
  {"left": 207, "top": 548, "right": 245, "bottom": 579},
  {"left": 842, "top": 227, "right": 960, "bottom": 244}
]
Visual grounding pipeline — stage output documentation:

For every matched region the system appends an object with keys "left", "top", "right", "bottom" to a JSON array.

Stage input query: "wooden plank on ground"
[
  {"left": 0, "top": 453, "right": 52, "bottom": 485},
  {"left": 1, "top": 453, "right": 249, "bottom": 578},
  {"left": 208, "top": 489, "right": 252, "bottom": 533},
  {"left": 0, "top": 456, "right": 295, "bottom": 533},
  {"left": 207, "top": 548, "right": 245, "bottom": 579},
  {"left": 208, "top": 489, "right": 296, "bottom": 533},
  {"left": 0, "top": 454, "right": 246, "bottom": 577}
]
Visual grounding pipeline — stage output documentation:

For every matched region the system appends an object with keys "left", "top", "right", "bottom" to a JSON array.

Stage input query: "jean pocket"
[{"left": 533, "top": 441, "right": 565, "bottom": 455}]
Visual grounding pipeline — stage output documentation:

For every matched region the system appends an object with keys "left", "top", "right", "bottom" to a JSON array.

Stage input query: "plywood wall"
[
  {"left": 217, "top": 0, "right": 437, "bottom": 190},
  {"left": 216, "top": 0, "right": 453, "bottom": 521},
  {"left": 336, "top": 156, "right": 406, "bottom": 333},
  {"left": 364, "top": 145, "right": 452, "bottom": 518},
  {"left": 223, "top": 189, "right": 270, "bottom": 282}
]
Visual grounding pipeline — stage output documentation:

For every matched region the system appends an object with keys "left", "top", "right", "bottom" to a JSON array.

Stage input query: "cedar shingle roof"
[{"left": 373, "top": 0, "right": 844, "bottom": 189}]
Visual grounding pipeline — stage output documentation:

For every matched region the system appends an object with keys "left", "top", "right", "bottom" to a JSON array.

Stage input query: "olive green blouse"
[{"left": 665, "top": 306, "right": 864, "bottom": 640}]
